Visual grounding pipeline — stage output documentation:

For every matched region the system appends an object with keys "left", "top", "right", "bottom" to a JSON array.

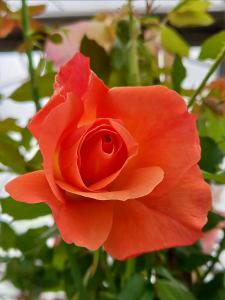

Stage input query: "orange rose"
[{"left": 6, "top": 53, "right": 211, "bottom": 260}]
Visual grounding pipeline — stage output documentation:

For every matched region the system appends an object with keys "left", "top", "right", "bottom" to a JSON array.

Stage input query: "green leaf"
[
  {"left": 214, "top": 289, "right": 225, "bottom": 300},
  {"left": 195, "top": 272, "right": 225, "bottom": 300},
  {"left": 0, "top": 118, "right": 22, "bottom": 133},
  {"left": 10, "top": 73, "right": 55, "bottom": 101},
  {"left": 199, "top": 136, "right": 224, "bottom": 173},
  {"left": 168, "top": 0, "right": 213, "bottom": 27},
  {"left": 169, "top": 12, "right": 213, "bottom": 28},
  {"left": 0, "top": 222, "right": 17, "bottom": 249},
  {"left": 1, "top": 197, "right": 50, "bottom": 220},
  {"left": 16, "top": 226, "right": 50, "bottom": 253},
  {"left": 156, "top": 279, "right": 196, "bottom": 300},
  {"left": 80, "top": 35, "right": 110, "bottom": 83},
  {"left": 175, "top": 245, "right": 213, "bottom": 272},
  {"left": 161, "top": 25, "right": 189, "bottom": 57},
  {"left": 172, "top": 55, "right": 186, "bottom": 92},
  {"left": 118, "top": 275, "right": 152, "bottom": 300},
  {"left": 202, "top": 170, "right": 225, "bottom": 184},
  {"left": 198, "top": 106, "right": 225, "bottom": 151},
  {"left": 0, "top": 134, "right": 26, "bottom": 173},
  {"left": 199, "top": 30, "right": 225, "bottom": 60},
  {"left": 116, "top": 20, "right": 130, "bottom": 44},
  {"left": 203, "top": 211, "right": 225, "bottom": 232}
]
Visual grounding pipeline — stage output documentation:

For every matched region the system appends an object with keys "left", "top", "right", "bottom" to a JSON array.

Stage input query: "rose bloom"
[{"left": 6, "top": 53, "right": 211, "bottom": 260}]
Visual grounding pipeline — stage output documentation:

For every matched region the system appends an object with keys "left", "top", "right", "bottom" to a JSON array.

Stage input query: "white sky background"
[{"left": 5, "top": 0, "right": 225, "bottom": 17}]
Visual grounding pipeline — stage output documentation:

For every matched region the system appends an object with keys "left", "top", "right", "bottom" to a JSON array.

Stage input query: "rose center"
[
  {"left": 79, "top": 127, "right": 127, "bottom": 187},
  {"left": 102, "top": 134, "right": 114, "bottom": 154}
]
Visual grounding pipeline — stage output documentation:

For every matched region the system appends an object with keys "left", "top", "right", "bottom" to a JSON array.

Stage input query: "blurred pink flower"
[
  {"left": 201, "top": 185, "right": 225, "bottom": 254},
  {"left": 45, "top": 20, "right": 114, "bottom": 70}
]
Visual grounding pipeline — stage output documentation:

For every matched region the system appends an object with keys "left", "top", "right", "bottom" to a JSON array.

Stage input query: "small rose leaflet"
[{"left": 5, "top": 53, "right": 211, "bottom": 260}]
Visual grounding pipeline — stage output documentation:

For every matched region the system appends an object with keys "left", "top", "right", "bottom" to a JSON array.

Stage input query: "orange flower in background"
[{"left": 6, "top": 53, "right": 211, "bottom": 260}]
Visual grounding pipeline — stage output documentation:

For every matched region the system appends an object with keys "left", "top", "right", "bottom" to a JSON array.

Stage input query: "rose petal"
[
  {"left": 104, "top": 165, "right": 211, "bottom": 260},
  {"left": 55, "top": 52, "right": 90, "bottom": 97},
  {"left": 58, "top": 118, "right": 138, "bottom": 190},
  {"left": 38, "top": 93, "right": 83, "bottom": 202},
  {"left": 54, "top": 198, "right": 114, "bottom": 250},
  {"left": 141, "top": 113, "right": 200, "bottom": 195},
  {"left": 98, "top": 85, "right": 187, "bottom": 142},
  {"left": 98, "top": 86, "right": 200, "bottom": 194},
  {"left": 29, "top": 53, "right": 90, "bottom": 139},
  {"left": 5, "top": 170, "right": 59, "bottom": 211},
  {"left": 57, "top": 166, "right": 164, "bottom": 201}
]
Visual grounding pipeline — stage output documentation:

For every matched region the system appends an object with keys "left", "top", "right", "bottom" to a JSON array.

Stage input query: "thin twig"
[
  {"left": 188, "top": 44, "right": 225, "bottom": 109},
  {"left": 21, "top": 0, "right": 40, "bottom": 111}
]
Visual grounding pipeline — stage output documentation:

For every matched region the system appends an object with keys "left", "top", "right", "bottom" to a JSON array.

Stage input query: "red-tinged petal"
[
  {"left": 5, "top": 171, "right": 59, "bottom": 211},
  {"left": 98, "top": 85, "right": 200, "bottom": 194},
  {"left": 58, "top": 118, "right": 138, "bottom": 190},
  {"left": 104, "top": 166, "right": 211, "bottom": 260},
  {"left": 54, "top": 198, "right": 114, "bottom": 250},
  {"left": 29, "top": 52, "right": 92, "bottom": 139},
  {"left": 29, "top": 93, "right": 64, "bottom": 139},
  {"left": 143, "top": 165, "right": 211, "bottom": 230},
  {"left": 79, "top": 72, "right": 108, "bottom": 127},
  {"left": 55, "top": 52, "right": 90, "bottom": 97},
  {"left": 39, "top": 92, "right": 83, "bottom": 202},
  {"left": 140, "top": 113, "right": 200, "bottom": 195},
  {"left": 57, "top": 166, "right": 164, "bottom": 201},
  {"left": 98, "top": 85, "right": 187, "bottom": 142}
]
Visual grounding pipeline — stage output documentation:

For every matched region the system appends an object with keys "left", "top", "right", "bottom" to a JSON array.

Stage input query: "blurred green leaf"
[
  {"left": 199, "top": 30, "right": 225, "bottom": 60},
  {"left": 16, "top": 226, "right": 49, "bottom": 253},
  {"left": 10, "top": 73, "right": 55, "bottom": 101},
  {"left": 0, "top": 222, "right": 16, "bottom": 249},
  {"left": 116, "top": 20, "right": 130, "bottom": 44},
  {"left": 111, "top": 38, "right": 129, "bottom": 71},
  {"left": 138, "top": 42, "right": 154, "bottom": 86},
  {"left": 118, "top": 274, "right": 153, "bottom": 300},
  {"left": 198, "top": 106, "right": 225, "bottom": 151},
  {"left": 202, "top": 170, "right": 225, "bottom": 184},
  {"left": 0, "top": 134, "right": 26, "bottom": 173},
  {"left": 169, "top": 0, "right": 213, "bottom": 27},
  {"left": 80, "top": 35, "right": 110, "bottom": 83},
  {"left": 21, "top": 127, "right": 33, "bottom": 150},
  {"left": 203, "top": 211, "right": 225, "bottom": 232},
  {"left": 175, "top": 245, "right": 213, "bottom": 272},
  {"left": 141, "top": 16, "right": 160, "bottom": 27},
  {"left": 199, "top": 136, "right": 224, "bottom": 173},
  {"left": 195, "top": 272, "right": 225, "bottom": 300},
  {"left": 214, "top": 289, "right": 225, "bottom": 300},
  {"left": 161, "top": 25, "right": 189, "bottom": 57},
  {"left": 1, "top": 197, "right": 50, "bottom": 220},
  {"left": 156, "top": 279, "right": 196, "bottom": 300},
  {"left": 0, "top": 118, "right": 22, "bottom": 133},
  {"left": 26, "top": 150, "right": 42, "bottom": 171},
  {"left": 172, "top": 55, "right": 186, "bottom": 92}
]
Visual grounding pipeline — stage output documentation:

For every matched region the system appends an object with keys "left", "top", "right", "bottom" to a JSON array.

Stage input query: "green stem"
[
  {"left": 127, "top": 0, "right": 141, "bottom": 86},
  {"left": 65, "top": 244, "right": 88, "bottom": 300},
  {"left": 21, "top": 0, "right": 40, "bottom": 111},
  {"left": 83, "top": 249, "right": 100, "bottom": 286},
  {"left": 188, "top": 44, "right": 225, "bottom": 109},
  {"left": 124, "top": 258, "right": 136, "bottom": 281}
]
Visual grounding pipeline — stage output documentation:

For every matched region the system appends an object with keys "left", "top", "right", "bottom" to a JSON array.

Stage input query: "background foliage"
[{"left": 0, "top": 0, "right": 225, "bottom": 299}]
